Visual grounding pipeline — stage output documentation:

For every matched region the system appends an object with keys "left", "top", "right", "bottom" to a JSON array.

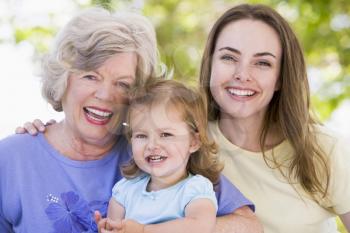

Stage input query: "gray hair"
[{"left": 42, "top": 8, "right": 158, "bottom": 111}]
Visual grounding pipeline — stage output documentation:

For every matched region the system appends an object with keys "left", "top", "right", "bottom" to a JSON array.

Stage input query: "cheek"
[
  {"left": 209, "top": 72, "right": 223, "bottom": 102},
  {"left": 209, "top": 61, "right": 229, "bottom": 89},
  {"left": 131, "top": 141, "right": 145, "bottom": 156},
  {"left": 265, "top": 75, "right": 280, "bottom": 92}
]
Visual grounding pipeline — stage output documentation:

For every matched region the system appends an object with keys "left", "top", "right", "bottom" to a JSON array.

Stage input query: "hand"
[
  {"left": 95, "top": 210, "right": 124, "bottom": 233},
  {"left": 15, "top": 119, "right": 56, "bottom": 135}
]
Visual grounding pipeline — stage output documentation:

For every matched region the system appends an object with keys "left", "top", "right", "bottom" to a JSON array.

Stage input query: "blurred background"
[{"left": 0, "top": 0, "right": 348, "bottom": 231}]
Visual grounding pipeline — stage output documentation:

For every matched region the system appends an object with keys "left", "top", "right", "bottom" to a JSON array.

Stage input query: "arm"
[
  {"left": 214, "top": 175, "right": 263, "bottom": 233},
  {"left": 340, "top": 212, "right": 350, "bottom": 232},
  {"left": 95, "top": 198, "right": 126, "bottom": 233},
  {"left": 107, "top": 198, "right": 125, "bottom": 220},
  {"left": 122, "top": 198, "right": 216, "bottom": 233},
  {"left": 120, "top": 202, "right": 262, "bottom": 233},
  {"left": 214, "top": 205, "right": 263, "bottom": 233}
]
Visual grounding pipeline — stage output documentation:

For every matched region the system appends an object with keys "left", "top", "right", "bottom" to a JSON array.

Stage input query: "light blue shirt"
[{"left": 112, "top": 174, "right": 218, "bottom": 224}]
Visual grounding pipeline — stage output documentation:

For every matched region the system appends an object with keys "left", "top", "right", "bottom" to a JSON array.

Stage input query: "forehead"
[
  {"left": 216, "top": 19, "right": 282, "bottom": 56},
  {"left": 98, "top": 52, "right": 138, "bottom": 77},
  {"left": 129, "top": 102, "right": 185, "bottom": 126}
]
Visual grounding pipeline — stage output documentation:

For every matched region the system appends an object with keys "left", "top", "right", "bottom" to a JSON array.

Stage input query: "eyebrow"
[
  {"left": 218, "top": 47, "right": 276, "bottom": 58},
  {"left": 94, "top": 70, "right": 135, "bottom": 80}
]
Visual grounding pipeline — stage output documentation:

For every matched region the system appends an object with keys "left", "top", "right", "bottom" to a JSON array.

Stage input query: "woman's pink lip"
[{"left": 84, "top": 112, "right": 111, "bottom": 125}]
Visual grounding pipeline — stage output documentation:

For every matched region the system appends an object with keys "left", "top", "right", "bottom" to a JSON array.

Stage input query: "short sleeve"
[
  {"left": 326, "top": 136, "right": 350, "bottom": 214},
  {"left": 111, "top": 178, "right": 130, "bottom": 207},
  {"left": 215, "top": 174, "right": 255, "bottom": 216},
  {"left": 181, "top": 175, "right": 218, "bottom": 211}
]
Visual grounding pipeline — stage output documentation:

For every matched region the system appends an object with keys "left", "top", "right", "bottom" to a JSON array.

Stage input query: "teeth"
[
  {"left": 86, "top": 107, "right": 112, "bottom": 117},
  {"left": 227, "top": 89, "right": 255, "bottom": 96},
  {"left": 147, "top": 155, "right": 165, "bottom": 162}
]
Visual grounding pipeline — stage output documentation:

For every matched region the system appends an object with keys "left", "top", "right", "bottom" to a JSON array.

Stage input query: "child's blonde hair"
[{"left": 122, "top": 78, "right": 223, "bottom": 184}]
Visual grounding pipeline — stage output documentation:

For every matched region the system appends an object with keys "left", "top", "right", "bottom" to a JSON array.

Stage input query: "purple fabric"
[
  {"left": 0, "top": 133, "right": 253, "bottom": 232},
  {"left": 0, "top": 133, "right": 130, "bottom": 233},
  {"left": 215, "top": 174, "right": 255, "bottom": 216}
]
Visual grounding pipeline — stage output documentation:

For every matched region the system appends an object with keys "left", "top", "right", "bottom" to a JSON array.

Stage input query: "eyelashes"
[{"left": 219, "top": 55, "right": 272, "bottom": 68}]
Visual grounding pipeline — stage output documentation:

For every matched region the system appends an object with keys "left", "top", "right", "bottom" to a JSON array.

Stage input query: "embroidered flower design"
[{"left": 45, "top": 191, "right": 107, "bottom": 233}]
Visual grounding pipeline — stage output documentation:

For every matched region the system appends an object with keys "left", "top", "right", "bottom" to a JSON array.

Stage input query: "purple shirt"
[{"left": 0, "top": 133, "right": 253, "bottom": 232}]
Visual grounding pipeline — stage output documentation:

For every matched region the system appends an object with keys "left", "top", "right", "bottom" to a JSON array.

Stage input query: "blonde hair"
[
  {"left": 200, "top": 4, "right": 330, "bottom": 199},
  {"left": 42, "top": 7, "right": 158, "bottom": 111},
  {"left": 122, "top": 78, "right": 223, "bottom": 184}
]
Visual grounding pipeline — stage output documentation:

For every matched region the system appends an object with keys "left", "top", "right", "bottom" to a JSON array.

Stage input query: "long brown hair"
[
  {"left": 122, "top": 78, "right": 223, "bottom": 184},
  {"left": 199, "top": 4, "right": 330, "bottom": 200}
]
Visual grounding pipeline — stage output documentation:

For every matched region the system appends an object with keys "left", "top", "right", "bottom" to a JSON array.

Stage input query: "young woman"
[{"left": 200, "top": 3, "right": 350, "bottom": 233}]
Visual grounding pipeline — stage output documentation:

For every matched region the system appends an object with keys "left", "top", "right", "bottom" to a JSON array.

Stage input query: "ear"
[{"left": 189, "top": 133, "right": 201, "bottom": 154}]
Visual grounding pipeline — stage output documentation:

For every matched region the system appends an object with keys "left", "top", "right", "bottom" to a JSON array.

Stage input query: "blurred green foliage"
[
  {"left": 96, "top": 0, "right": 349, "bottom": 122},
  {"left": 9, "top": 0, "right": 350, "bottom": 121}
]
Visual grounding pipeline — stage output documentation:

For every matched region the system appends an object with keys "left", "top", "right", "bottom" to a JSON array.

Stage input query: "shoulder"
[
  {"left": 112, "top": 174, "right": 148, "bottom": 194},
  {"left": 0, "top": 134, "right": 34, "bottom": 149},
  {"left": 0, "top": 134, "right": 39, "bottom": 161},
  {"left": 313, "top": 125, "right": 338, "bottom": 146},
  {"left": 179, "top": 175, "right": 217, "bottom": 211},
  {"left": 185, "top": 174, "right": 214, "bottom": 190},
  {"left": 312, "top": 125, "right": 348, "bottom": 158},
  {"left": 111, "top": 174, "right": 148, "bottom": 206}
]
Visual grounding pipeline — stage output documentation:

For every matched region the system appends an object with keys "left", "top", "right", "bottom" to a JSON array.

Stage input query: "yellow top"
[{"left": 208, "top": 120, "right": 350, "bottom": 233}]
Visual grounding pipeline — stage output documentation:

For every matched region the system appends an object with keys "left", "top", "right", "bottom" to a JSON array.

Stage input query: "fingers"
[
  {"left": 97, "top": 218, "right": 108, "bottom": 232},
  {"left": 33, "top": 119, "right": 46, "bottom": 132},
  {"left": 14, "top": 118, "right": 54, "bottom": 135},
  {"left": 24, "top": 121, "right": 39, "bottom": 135},
  {"left": 107, "top": 219, "right": 123, "bottom": 229},
  {"left": 15, "top": 126, "right": 26, "bottom": 134},
  {"left": 94, "top": 210, "right": 102, "bottom": 224}
]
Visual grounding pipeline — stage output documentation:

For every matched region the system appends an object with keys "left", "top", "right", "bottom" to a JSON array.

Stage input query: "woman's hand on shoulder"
[{"left": 15, "top": 119, "right": 56, "bottom": 135}]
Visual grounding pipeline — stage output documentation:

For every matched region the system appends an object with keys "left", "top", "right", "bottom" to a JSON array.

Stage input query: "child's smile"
[{"left": 130, "top": 103, "right": 199, "bottom": 191}]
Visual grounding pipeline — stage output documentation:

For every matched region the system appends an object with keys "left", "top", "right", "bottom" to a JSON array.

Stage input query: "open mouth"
[
  {"left": 83, "top": 107, "right": 113, "bottom": 124},
  {"left": 226, "top": 88, "right": 256, "bottom": 97},
  {"left": 146, "top": 155, "right": 167, "bottom": 163}
]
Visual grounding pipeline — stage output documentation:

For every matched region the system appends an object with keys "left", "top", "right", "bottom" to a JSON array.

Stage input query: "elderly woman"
[{"left": 0, "top": 8, "right": 260, "bottom": 233}]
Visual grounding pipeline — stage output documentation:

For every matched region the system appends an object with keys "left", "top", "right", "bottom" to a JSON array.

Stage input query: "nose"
[
  {"left": 233, "top": 62, "right": 251, "bottom": 82},
  {"left": 94, "top": 83, "right": 114, "bottom": 102},
  {"left": 146, "top": 135, "right": 161, "bottom": 153}
]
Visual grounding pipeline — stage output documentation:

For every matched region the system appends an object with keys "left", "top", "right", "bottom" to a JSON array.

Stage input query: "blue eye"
[{"left": 220, "top": 55, "right": 237, "bottom": 62}]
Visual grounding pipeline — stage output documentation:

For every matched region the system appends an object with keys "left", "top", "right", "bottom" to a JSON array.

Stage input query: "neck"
[
  {"left": 147, "top": 171, "right": 188, "bottom": 192},
  {"left": 45, "top": 121, "right": 117, "bottom": 161},
  {"left": 218, "top": 112, "right": 283, "bottom": 152}
]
